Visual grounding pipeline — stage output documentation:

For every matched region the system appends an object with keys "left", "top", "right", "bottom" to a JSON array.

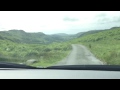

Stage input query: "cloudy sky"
[{"left": 0, "top": 11, "right": 120, "bottom": 34}]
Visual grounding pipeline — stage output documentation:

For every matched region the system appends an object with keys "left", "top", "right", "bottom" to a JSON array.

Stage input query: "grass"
[
  {"left": 80, "top": 41, "right": 120, "bottom": 65},
  {"left": 31, "top": 50, "right": 71, "bottom": 67},
  {"left": 1, "top": 27, "right": 120, "bottom": 66},
  {"left": 0, "top": 40, "right": 72, "bottom": 67},
  {"left": 70, "top": 27, "right": 120, "bottom": 65}
]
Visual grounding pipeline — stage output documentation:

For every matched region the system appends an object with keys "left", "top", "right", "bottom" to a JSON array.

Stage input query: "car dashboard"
[
  {"left": 0, "top": 63, "right": 120, "bottom": 79},
  {"left": 0, "top": 68, "right": 120, "bottom": 79}
]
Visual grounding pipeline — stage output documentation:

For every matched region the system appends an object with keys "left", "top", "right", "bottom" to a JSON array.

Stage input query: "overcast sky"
[{"left": 0, "top": 11, "right": 120, "bottom": 34}]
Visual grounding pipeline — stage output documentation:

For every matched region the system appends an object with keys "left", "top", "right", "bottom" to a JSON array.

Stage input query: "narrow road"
[{"left": 55, "top": 44, "right": 103, "bottom": 65}]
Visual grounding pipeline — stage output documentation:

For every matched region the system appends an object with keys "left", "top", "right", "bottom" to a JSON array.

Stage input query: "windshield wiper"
[
  {"left": 0, "top": 62, "right": 38, "bottom": 69},
  {"left": 47, "top": 65, "right": 120, "bottom": 71}
]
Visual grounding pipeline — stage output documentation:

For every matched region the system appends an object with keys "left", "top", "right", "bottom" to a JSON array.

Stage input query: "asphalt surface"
[{"left": 55, "top": 44, "right": 104, "bottom": 65}]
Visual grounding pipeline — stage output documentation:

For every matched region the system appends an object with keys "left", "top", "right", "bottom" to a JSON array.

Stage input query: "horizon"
[
  {"left": 0, "top": 11, "right": 120, "bottom": 34},
  {"left": 0, "top": 25, "right": 119, "bottom": 35}
]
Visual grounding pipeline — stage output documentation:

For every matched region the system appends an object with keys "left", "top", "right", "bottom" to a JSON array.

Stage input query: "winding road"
[{"left": 55, "top": 44, "right": 104, "bottom": 65}]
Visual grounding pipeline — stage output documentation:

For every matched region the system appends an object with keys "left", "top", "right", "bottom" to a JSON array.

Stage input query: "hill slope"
[
  {"left": 0, "top": 30, "right": 75, "bottom": 44},
  {"left": 70, "top": 27, "right": 120, "bottom": 65},
  {"left": 0, "top": 30, "right": 72, "bottom": 66}
]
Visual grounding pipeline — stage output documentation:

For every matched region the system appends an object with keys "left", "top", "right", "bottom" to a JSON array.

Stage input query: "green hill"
[
  {"left": 0, "top": 27, "right": 120, "bottom": 66},
  {"left": 0, "top": 30, "right": 46, "bottom": 43},
  {"left": 52, "top": 33, "right": 76, "bottom": 41},
  {"left": 0, "top": 30, "right": 72, "bottom": 67},
  {"left": 0, "top": 30, "right": 74, "bottom": 44},
  {"left": 73, "top": 27, "right": 120, "bottom": 42},
  {"left": 70, "top": 27, "right": 120, "bottom": 65}
]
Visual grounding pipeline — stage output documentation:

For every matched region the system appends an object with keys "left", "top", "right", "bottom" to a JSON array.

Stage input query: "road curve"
[{"left": 55, "top": 44, "right": 104, "bottom": 65}]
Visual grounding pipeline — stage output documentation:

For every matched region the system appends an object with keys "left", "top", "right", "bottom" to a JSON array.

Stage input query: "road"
[{"left": 55, "top": 44, "right": 104, "bottom": 65}]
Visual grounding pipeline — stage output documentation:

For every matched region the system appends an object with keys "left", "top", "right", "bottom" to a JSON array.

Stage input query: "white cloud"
[{"left": 0, "top": 11, "right": 120, "bottom": 34}]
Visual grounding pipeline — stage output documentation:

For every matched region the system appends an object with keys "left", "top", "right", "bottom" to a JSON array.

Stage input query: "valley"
[{"left": 0, "top": 26, "right": 120, "bottom": 67}]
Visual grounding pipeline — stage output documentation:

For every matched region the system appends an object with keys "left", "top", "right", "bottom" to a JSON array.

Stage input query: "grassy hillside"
[
  {"left": 0, "top": 27, "right": 120, "bottom": 66},
  {"left": 0, "top": 30, "right": 46, "bottom": 44},
  {"left": 0, "top": 30, "right": 74, "bottom": 67},
  {"left": 70, "top": 27, "right": 120, "bottom": 65},
  {"left": 0, "top": 39, "right": 72, "bottom": 67},
  {"left": 0, "top": 30, "right": 74, "bottom": 44},
  {"left": 77, "top": 30, "right": 107, "bottom": 38},
  {"left": 51, "top": 33, "right": 76, "bottom": 41}
]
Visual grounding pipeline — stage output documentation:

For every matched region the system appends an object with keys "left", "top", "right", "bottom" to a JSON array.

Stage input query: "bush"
[
  {"left": 54, "top": 47, "right": 61, "bottom": 50},
  {"left": 25, "top": 51, "right": 39, "bottom": 57},
  {"left": 43, "top": 48, "right": 52, "bottom": 52}
]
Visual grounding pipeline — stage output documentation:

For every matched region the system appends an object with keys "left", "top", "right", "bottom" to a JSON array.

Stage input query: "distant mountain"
[
  {"left": 1, "top": 26, "right": 119, "bottom": 44},
  {"left": 0, "top": 30, "right": 75, "bottom": 44},
  {"left": 52, "top": 33, "right": 76, "bottom": 41},
  {"left": 110, "top": 26, "right": 120, "bottom": 29},
  {"left": 77, "top": 26, "right": 120, "bottom": 38},
  {"left": 75, "top": 32, "right": 85, "bottom": 37},
  {"left": 70, "top": 27, "right": 120, "bottom": 43},
  {"left": 80, "top": 30, "right": 104, "bottom": 37},
  {"left": 52, "top": 33, "right": 69, "bottom": 36}
]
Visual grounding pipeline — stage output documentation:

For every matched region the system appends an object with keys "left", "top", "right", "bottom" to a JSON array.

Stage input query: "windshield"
[{"left": 0, "top": 11, "right": 120, "bottom": 68}]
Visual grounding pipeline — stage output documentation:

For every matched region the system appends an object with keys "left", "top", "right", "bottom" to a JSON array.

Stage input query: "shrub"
[{"left": 43, "top": 48, "right": 51, "bottom": 52}]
